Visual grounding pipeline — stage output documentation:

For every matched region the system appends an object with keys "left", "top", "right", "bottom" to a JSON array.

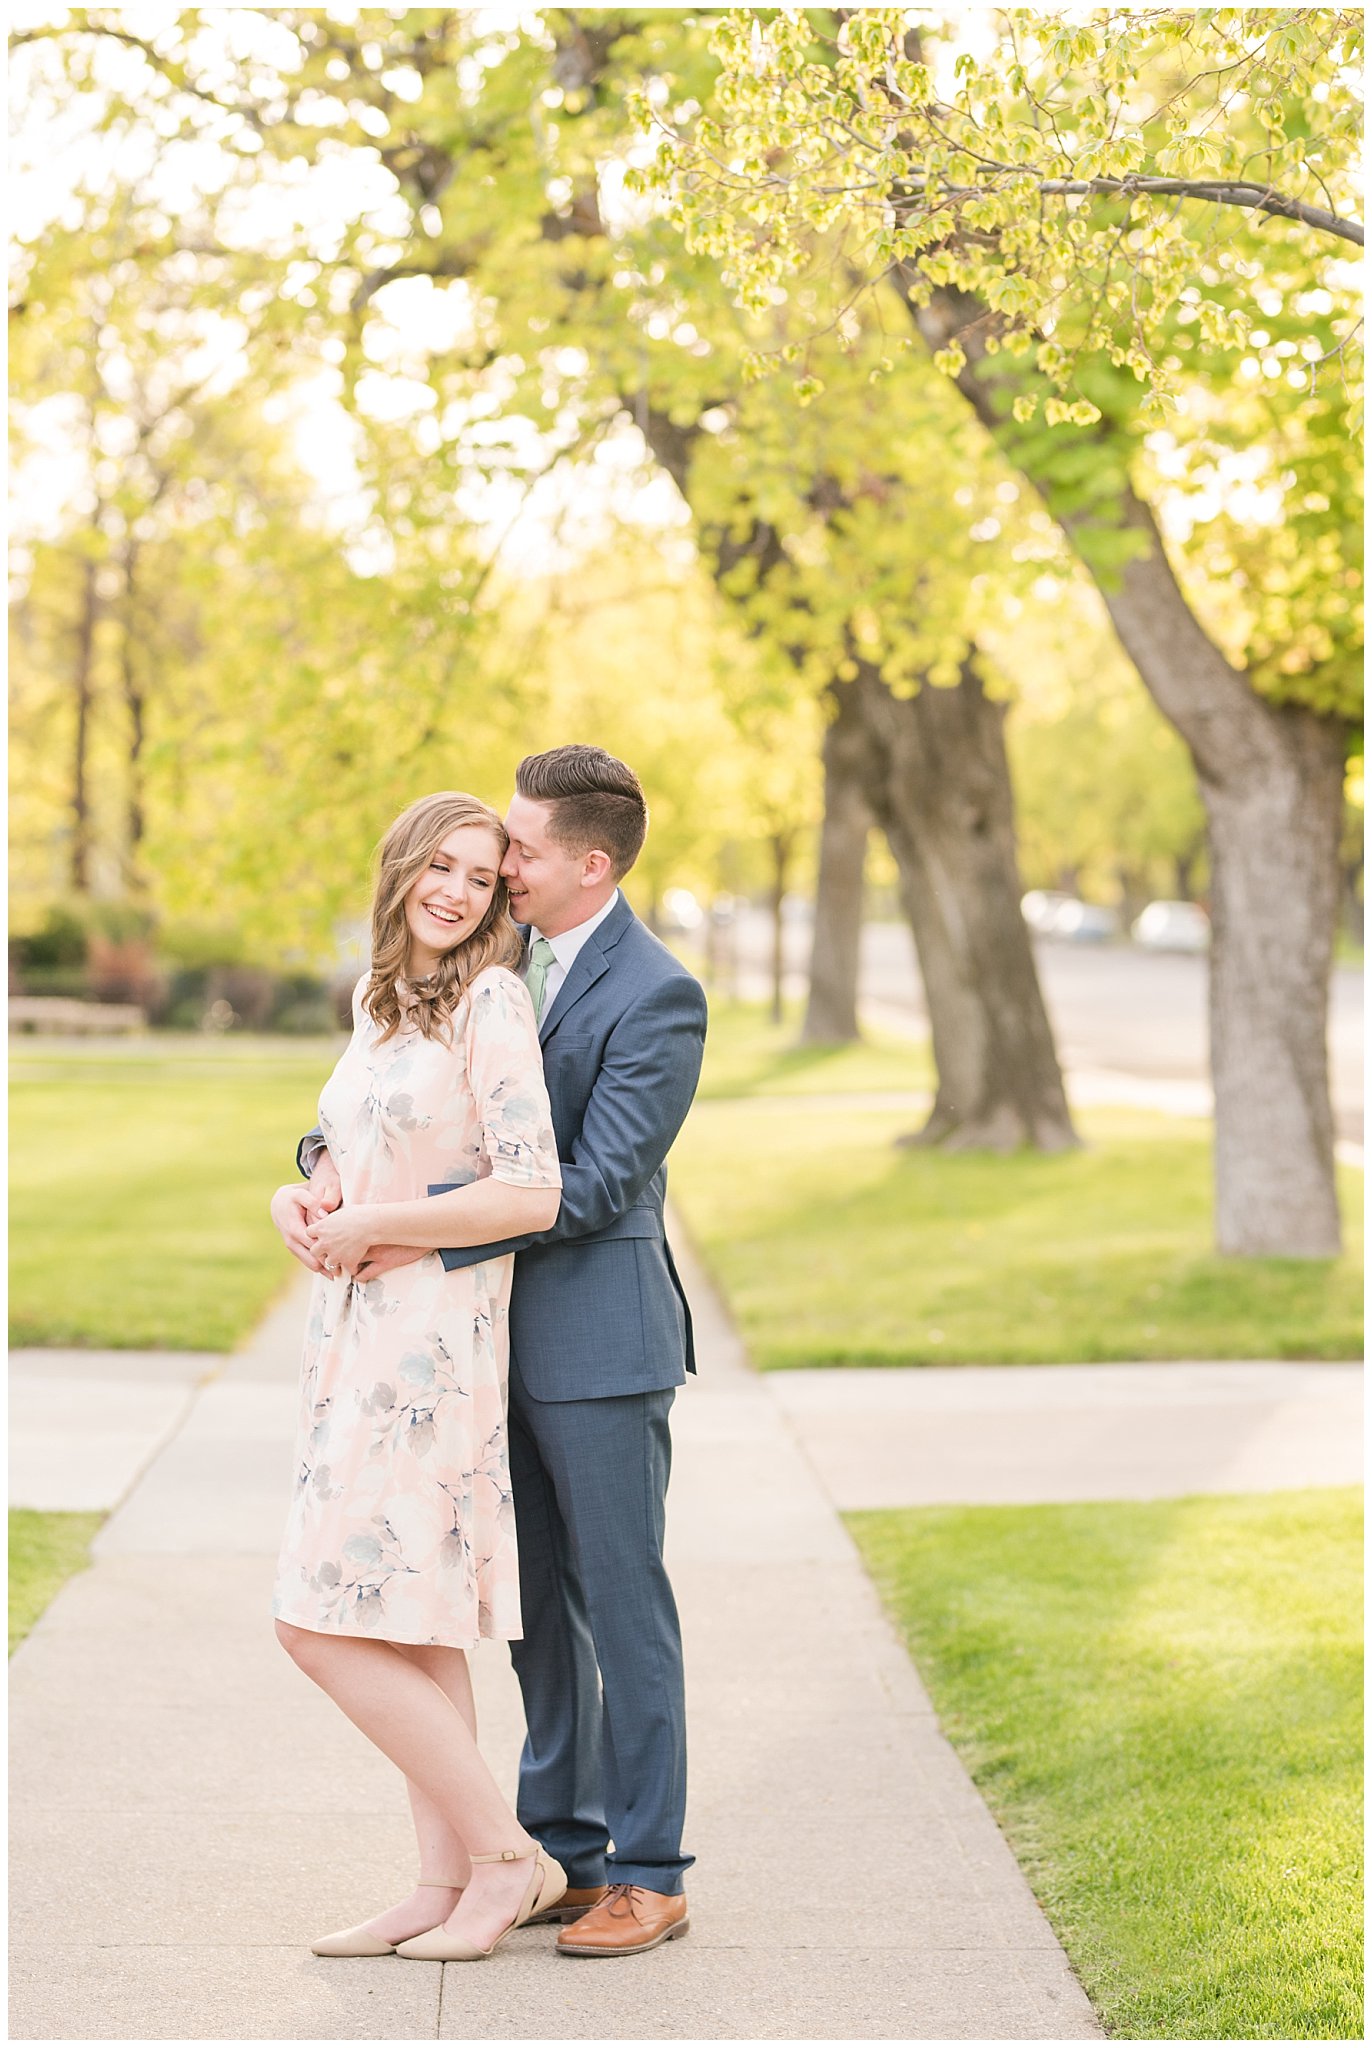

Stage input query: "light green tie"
[{"left": 524, "top": 936, "right": 557, "bottom": 1022}]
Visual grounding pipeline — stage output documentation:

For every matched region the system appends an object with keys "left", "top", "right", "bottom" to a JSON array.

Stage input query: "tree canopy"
[{"left": 646, "top": 9, "right": 1363, "bottom": 429}]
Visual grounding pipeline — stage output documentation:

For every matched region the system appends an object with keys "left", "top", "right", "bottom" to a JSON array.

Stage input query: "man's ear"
[{"left": 582, "top": 849, "right": 614, "bottom": 887}]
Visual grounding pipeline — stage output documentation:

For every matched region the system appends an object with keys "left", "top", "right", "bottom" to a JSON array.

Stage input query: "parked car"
[
  {"left": 1055, "top": 900, "right": 1120, "bottom": 944},
  {"left": 1131, "top": 900, "right": 1211, "bottom": 953},
  {"left": 1022, "top": 892, "right": 1120, "bottom": 943},
  {"left": 1021, "top": 890, "right": 1078, "bottom": 935}
]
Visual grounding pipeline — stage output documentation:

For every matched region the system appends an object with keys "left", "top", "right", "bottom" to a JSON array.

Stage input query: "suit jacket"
[{"left": 298, "top": 896, "right": 708, "bottom": 1402}]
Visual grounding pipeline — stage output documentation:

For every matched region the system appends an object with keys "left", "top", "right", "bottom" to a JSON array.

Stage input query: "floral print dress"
[{"left": 272, "top": 966, "right": 559, "bottom": 1649}]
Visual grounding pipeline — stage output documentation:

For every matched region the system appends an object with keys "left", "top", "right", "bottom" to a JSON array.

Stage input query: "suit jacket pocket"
[
  {"left": 539, "top": 1035, "right": 598, "bottom": 1137},
  {"left": 541, "top": 1032, "right": 597, "bottom": 1059}
]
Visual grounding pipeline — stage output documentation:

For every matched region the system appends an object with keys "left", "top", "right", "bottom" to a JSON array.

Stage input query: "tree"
[
  {"left": 21, "top": 8, "right": 1081, "bottom": 1147},
  {"left": 8, "top": 161, "right": 512, "bottom": 958},
  {"left": 519, "top": 13, "right": 1076, "bottom": 1137},
  {"left": 654, "top": 8, "right": 1363, "bottom": 1252}
]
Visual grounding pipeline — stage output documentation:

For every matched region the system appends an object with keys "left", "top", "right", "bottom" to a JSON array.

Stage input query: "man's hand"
[
  {"left": 353, "top": 1243, "right": 429, "bottom": 1283},
  {"left": 271, "top": 1183, "right": 326, "bottom": 1272},
  {"left": 304, "top": 1153, "right": 343, "bottom": 1223}
]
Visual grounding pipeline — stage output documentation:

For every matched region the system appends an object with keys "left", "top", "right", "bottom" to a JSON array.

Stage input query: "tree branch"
[{"left": 1021, "top": 176, "right": 1362, "bottom": 246}]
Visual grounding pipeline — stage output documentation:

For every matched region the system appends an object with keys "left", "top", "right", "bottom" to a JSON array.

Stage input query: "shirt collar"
[{"left": 533, "top": 888, "right": 620, "bottom": 971}]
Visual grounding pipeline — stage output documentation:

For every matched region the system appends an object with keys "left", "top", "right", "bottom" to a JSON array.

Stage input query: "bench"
[{"left": 9, "top": 997, "right": 145, "bottom": 1035}]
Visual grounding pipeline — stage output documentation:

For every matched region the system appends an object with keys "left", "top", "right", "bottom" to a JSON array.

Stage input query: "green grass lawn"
[
  {"left": 9, "top": 1509, "right": 105, "bottom": 1654},
  {"left": 669, "top": 1005, "right": 1362, "bottom": 1364},
  {"left": 849, "top": 1489, "right": 1363, "bottom": 2041},
  {"left": 10, "top": 1035, "right": 336, "bottom": 1350},
  {"left": 696, "top": 998, "right": 934, "bottom": 1099},
  {"left": 12, "top": 1007, "right": 1361, "bottom": 1365}
]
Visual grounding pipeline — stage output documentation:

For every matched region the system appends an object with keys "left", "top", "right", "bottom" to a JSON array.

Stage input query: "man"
[{"left": 271, "top": 745, "right": 707, "bottom": 1957}]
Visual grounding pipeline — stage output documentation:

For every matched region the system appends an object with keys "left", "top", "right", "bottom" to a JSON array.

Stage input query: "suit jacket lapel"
[
  {"left": 539, "top": 945, "right": 607, "bottom": 1043},
  {"left": 538, "top": 895, "right": 633, "bottom": 1044}
]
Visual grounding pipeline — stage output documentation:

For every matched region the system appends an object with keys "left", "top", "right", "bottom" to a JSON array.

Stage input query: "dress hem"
[{"left": 271, "top": 1607, "right": 524, "bottom": 1653}]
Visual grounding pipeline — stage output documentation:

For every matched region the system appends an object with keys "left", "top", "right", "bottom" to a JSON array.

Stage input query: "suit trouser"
[{"left": 505, "top": 1360, "right": 692, "bottom": 1894}]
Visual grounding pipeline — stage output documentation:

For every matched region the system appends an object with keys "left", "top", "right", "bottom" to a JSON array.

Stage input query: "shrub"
[
  {"left": 87, "top": 932, "right": 165, "bottom": 1009},
  {"left": 11, "top": 908, "right": 89, "bottom": 972}
]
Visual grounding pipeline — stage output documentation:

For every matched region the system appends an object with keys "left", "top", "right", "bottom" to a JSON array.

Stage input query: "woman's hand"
[
  {"left": 307, "top": 1204, "right": 383, "bottom": 1277},
  {"left": 304, "top": 1154, "right": 343, "bottom": 1224},
  {"left": 271, "top": 1184, "right": 326, "bottom": 1272}
]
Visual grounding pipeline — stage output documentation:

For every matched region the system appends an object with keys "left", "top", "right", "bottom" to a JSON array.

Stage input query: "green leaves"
[
  {"left": 655, "top": 7, "right": 1363, "bottom": 426},
  {"left": 12, "top": 0, "right": 1362, "bottom": 952},
  {"left": 985, "top": 273, "right": 1034, "bottom": 317}
]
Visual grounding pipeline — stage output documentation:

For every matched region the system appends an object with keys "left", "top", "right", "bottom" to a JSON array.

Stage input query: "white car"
[
  {"left": 1054, "top": 900, "right": 1120, "bottom": 944},
  {"left": 1021, "top": 890, "right": 1078, "bottom": 935},
  {"left": 1131, "top": 901, "right": 1211, "bottom": 953},
  {"left": 1022, "top": 892, "right": 1119, "bottom": 942}
]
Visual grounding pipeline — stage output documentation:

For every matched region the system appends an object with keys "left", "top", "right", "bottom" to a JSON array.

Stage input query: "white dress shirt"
[{"left": 530, "top": 889, "right": 620, "bottom": 1016}]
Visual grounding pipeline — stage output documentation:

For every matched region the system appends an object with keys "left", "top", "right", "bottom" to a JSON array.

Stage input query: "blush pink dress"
[{"left": 272, "top": 966, "right": 559, "bottom": 1649}]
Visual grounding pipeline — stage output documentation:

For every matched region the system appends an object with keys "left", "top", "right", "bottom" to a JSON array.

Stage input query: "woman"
[{"left": 272, "top": 791, "right": 566, "bottom": 1962}]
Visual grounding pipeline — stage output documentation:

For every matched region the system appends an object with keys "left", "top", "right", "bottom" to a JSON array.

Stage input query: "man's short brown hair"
[{"left": 515, "top": 745, "right": 649, "bottom": 880}]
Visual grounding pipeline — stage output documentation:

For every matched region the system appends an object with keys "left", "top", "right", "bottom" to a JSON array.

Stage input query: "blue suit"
[{"left": 300, "top": 895, "right": 707, "bottom": 1892}]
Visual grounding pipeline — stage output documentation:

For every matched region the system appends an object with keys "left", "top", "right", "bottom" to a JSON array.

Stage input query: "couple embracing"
[{"left": 268, "top": 745, "right": 706, "bottom": 1963}]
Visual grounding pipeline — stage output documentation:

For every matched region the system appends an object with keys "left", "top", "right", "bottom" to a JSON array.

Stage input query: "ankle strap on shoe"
[
  {"left": 470, "top": 1847, "right": 531, "bottom": 1864},
  {"left": 416, "top": 1878, "right": 464, "bottom": 1888}
]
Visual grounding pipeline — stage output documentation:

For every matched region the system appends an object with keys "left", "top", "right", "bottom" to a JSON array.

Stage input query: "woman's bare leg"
[
  {"left": 351, "top": 1646, "right": 479, "bottom": 1945},
  {"left": 404, "top": 1644, "right": 479, "bottom": 1880},
  {"left": 277, "top": 1623, "right": 540, "bottom": 1949}
]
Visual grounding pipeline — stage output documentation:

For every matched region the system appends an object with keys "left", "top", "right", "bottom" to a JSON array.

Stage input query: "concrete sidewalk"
[
  {"left": 10, "top": 1346, "right": 216, "bottom": 1513},
  {"left": 772, "top": 1359, "right": 1363, "bottom": 1511},
  {"left": 10, "top": 1255, "right": 1101, "bottom": 2043}
]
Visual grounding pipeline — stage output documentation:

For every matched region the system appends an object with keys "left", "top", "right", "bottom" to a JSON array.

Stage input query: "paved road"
[{"left": 721, "top": 909, "right": 1364, "bottom": 1142}]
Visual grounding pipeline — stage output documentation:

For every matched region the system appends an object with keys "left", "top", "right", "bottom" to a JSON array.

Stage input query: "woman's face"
[{"left": 403, "top": 823, "right": 504, "bottom": 976}]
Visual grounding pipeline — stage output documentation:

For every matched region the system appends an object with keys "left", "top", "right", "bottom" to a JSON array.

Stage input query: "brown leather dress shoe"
[
  {"left": 524, "top": 1884, "right": 609, "bottom": 1927},
  {"left": 556, "top": 1883, "right": 689, "bottom": 1957}
]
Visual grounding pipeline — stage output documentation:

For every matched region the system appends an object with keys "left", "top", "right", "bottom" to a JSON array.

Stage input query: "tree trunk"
[
  {"left": 1063, "top": 518, "right": 1344, "bottom": 1252},
  {"left": 767, "top": 831, "right": 792, "bottom": 1024},
  {"left": 855, "top": 657, "right": 1078, "bottom": 1151},
  {"left": 1340, "top": 854, "right": 1363, "bottom": 949},
  {"left": 71, "top": 553, "right": 98, "bottom": 893},
  {"left": 802, "top": 681, "right": 871, "bottom": 1044},
  {"left": 903, "top": 275, "right": 1345, "bottom": 1251},
  {"left": 1115, "top": 863, "right": 1146, "bottom": 928},
  {"left": 120, "top": 542, "right": 147, "bottom": 892},
  {"left": 1202, "top": 715, "right": 1344, "bottom": 1255},
  {"left": 1174, "top": 842, "right": 1204, "bottom": 902}
]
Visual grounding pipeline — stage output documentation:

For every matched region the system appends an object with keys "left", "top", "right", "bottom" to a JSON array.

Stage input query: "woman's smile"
[{"left": 420, "top": 899, "right": 466, "bottom": 929}]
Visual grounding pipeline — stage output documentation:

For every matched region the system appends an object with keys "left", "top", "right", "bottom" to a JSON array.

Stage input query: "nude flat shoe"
[
  {"left": 395, "top": 1848, "right": 566, "bottom": 1962},
  {"left": 311, "top": 1880, "right": 464, "bottom": 1958}
]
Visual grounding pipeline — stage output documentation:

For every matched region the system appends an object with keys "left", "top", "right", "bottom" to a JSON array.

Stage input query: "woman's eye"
[{"left": 430, "top": 861, "right": 449, "bottom": 873}]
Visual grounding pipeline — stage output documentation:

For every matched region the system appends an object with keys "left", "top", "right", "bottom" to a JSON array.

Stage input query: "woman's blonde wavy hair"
[{"left": 364, "top": 791, "right": 524, "bottom": 1045}]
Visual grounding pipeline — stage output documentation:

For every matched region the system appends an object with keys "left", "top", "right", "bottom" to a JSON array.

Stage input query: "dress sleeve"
[{"left": 464, "top": 969, "right": 562, "bottom": 1190}]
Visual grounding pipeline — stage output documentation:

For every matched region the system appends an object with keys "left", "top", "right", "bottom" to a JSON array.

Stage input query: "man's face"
[{"left": 502, "top": 792, "right": 597, "bottom": 937}]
